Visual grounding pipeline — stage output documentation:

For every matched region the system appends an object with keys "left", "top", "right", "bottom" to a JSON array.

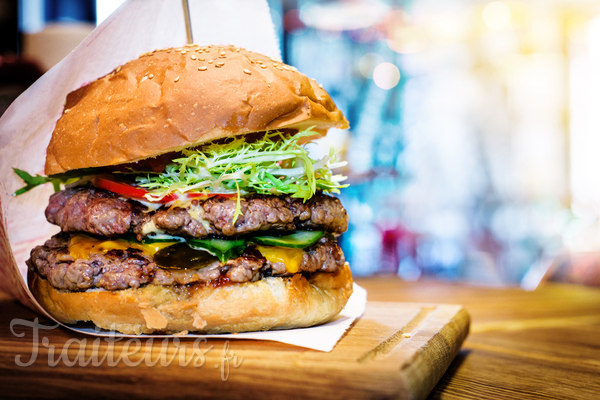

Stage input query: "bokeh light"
[
  {"left": 372, "top": 62, "right": 400, "bottom": 90},
  {"left": 358, "top": 53, "right": 384, "bottom": 79},
  {"left": 482, "top": 1, "right": 511, "bottom": 30}
]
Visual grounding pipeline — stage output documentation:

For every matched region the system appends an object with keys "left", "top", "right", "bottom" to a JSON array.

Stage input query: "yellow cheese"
[
  {"left": 256, "top": 245, "right": 304, "bottom": 274},
  {"left": 69, "top": 234, "right": 176, "bottom": 259}
]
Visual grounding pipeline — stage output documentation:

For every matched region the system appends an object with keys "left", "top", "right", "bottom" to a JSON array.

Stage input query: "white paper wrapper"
[{"left": 0, "top": 0, "right": 365, "bottom": 352}]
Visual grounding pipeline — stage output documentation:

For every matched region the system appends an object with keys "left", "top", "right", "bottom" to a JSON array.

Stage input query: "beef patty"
[
  {"left": 27, "top": 234, "right": 345, "bottom": 291},
  {"left": 45, "top": 187, "right": 348, "bottom": 238}
]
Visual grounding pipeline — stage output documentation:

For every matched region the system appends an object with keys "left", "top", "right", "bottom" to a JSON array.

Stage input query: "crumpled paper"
[{"left": 0, "top": 0, "right": 365, "bottom": 352}]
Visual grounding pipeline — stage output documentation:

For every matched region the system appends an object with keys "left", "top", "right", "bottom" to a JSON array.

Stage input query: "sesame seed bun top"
[{"left": 45, "top": 45, "right": 349, "bottom": 175}]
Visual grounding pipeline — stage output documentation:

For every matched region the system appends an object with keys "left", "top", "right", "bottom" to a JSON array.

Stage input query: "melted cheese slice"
[
  {"left": 69, "top": 234, "right": 176, "bottom": 259},
  {"left": 256, "top": 245, "right": 304, "bottom": 273}
]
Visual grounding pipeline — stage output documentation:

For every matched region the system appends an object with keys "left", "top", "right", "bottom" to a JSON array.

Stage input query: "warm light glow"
[
  {"left": 482, "top": 1, "right": 511, "bottom": 30},
  {"left": 359, "top": 53, "right": 384, "bottom": 79},
  {"left": 589, "top": 15, "right": 600, "bottom": 64},
  {"left": 373, "top": 62, "right": 401, "bottom": 90},
  {"left": 570, "top": 14, "right": 600, "bottom": 218},
  {"left": 387, "top": 26, "right": 429, "bottom": 54}
]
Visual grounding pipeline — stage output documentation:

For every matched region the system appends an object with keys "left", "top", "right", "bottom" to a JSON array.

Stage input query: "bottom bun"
[{"left": 30, "top": 264, "right": 353, "bottom": 335}]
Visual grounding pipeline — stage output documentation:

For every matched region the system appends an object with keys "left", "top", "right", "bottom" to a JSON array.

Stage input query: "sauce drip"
[{"left": 208, "top": 275, "right": 232, "bottom": 288}]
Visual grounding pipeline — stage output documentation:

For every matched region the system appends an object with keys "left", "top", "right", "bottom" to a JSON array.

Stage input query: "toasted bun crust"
[
  {"left": 30, "top": 264, "right": 353, "bottom": 334},
  {"left": 45, "top": 45, "right": 349, "bottom": 175}
]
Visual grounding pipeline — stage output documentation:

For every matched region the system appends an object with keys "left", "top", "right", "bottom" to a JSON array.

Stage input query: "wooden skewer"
[{"left": 182, "top": 0, "right": 194, "bottom": 44}]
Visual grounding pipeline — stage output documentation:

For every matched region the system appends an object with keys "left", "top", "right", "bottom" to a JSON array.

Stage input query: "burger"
[{"left": 15, "top": 45, "right": 352, "bottom": 334}]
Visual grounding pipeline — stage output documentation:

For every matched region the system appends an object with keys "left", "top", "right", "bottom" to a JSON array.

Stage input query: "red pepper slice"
[
  {"left": 93, "top": 177, "right": 235, "bottom": 203},
  {"left": 186, "top": 192, "right": 236, "bottom": 199},
  {"left": 93, "top": 177, "right": 149, "bottom": 199}
]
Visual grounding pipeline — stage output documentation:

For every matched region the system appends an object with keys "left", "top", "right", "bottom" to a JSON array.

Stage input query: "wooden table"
[
  {"left": 1, "top": 277, "right": 599, "bottom": 399},
  {"left": 359, "top": 278, "right": 600, "bottom": 400}
]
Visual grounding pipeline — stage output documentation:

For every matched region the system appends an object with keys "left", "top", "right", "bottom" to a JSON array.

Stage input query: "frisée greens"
[{"left": 136, "top": 129, "right": 348, "bottom": 202}]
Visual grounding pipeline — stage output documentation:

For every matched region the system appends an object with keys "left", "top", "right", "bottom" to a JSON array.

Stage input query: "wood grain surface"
[
  {"left": 0, "top": 289, "right": 468, "bottom": 400},
  {"left": 1, "top": 277, "right": 599, "bottom": 399},
  {"left": 358, "top": 278, "right": 600, "bottom": 400}
]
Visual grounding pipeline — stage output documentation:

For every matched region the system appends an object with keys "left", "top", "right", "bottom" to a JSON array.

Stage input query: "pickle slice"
[
  {"left": 187, "top": 238, "right": 246, "bottom": 263},
  {"left": 251, "top": 230, "right": 324, "bottom": 249},
  {"left": 142, "top": 234, "right": 185, "bottom": 244}
]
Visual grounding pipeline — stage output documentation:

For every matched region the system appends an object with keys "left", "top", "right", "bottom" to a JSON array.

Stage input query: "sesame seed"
[
  {"left": 190, "top": 54, "right": 197, "bottom": 60},
  {"left": 174, "top": 76, "right": 180, "bottom": 82},
  {"left": 215, "top": 62, "right": 224, "bottom": 67},
  {"left": 149, "top": 74, "right": 154, "bottom": 79},
  {"left": 64, "top": 109, "right": 70, "bottom": 113},
  {"left": 167, "top": 49, "right": 172, "bottom": 53},
  {"left": 261, "top": 64, "right": 267, "bottom": 69},
  {"left": 198, "top": 66, "right": 207, "bottom": 71},
  {"left": 283, "top": 65, "right": 291, "bottom": 71},
  {"left": 208, "top": 44, "right": 213, "bottom": 48},
  {"left": 319, "top": 84, "right": 323, "bottom": 88},
  {"left": 291, "top": 66, "right": 298, "bottom": 71},
  {"left": 181, "top": 50, "right": 187, "bottom": 55},
  {"left": 208, "top": 59, "right": 214, "bottom": 64},
  {"left": 243, "top": 69, "right": 251, "bottom": 75},
  {"left": 256, "top": 60, "right": 263, "bottom": 64},
  {"left": 199, "top": 57, "right": 205, "bottom": 61},
  {"left": 175, "top": 48, "right": 182, "bottom": 52},
  {"left": 220, "top": 52, "right": 226, "bottom": 57},
  {"left": 269, "top": 57, "right": 278, "bottom": 62},
  {"left": 116, "top": 66, "right": 121, "bottom": 73}
]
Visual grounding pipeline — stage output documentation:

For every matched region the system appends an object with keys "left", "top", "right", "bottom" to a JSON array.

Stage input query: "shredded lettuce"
[{"left": 135, "top": 129, "right": 348, "bottom": 203}]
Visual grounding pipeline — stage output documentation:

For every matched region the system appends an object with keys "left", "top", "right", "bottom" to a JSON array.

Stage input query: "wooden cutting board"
[
  {"left": 268, "top": 301, "right": 471, "bottom": 400},
  {"left": 0, "top": 301, "right": 470, "bottom": 400}
]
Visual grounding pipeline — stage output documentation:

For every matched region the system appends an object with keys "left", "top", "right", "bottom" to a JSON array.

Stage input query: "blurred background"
[{"left": 2, "top": 0, "right": 600, "bottom": 288}]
